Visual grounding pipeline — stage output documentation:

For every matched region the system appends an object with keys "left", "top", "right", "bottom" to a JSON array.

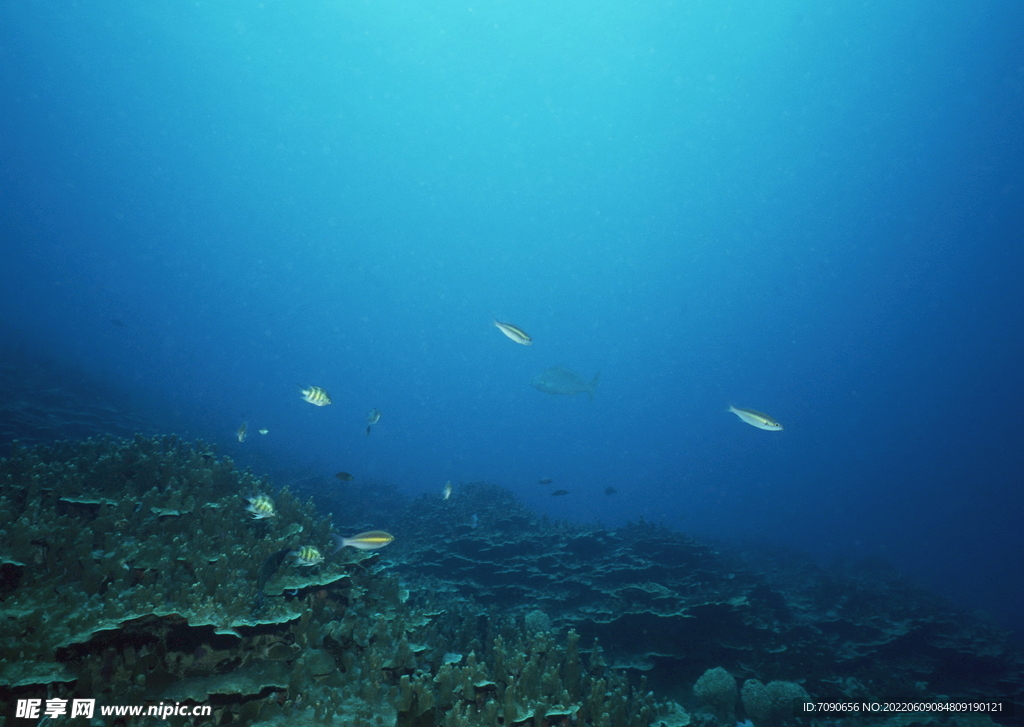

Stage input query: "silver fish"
[
  {"left": 531, "top": 366, "right": 600, "bottom": 399},
  {"left": 727, "top": 404, "right": 783, "bottom": 431},
  {"left": 494, "top": 320, "right": 533, "bottom": 345}
]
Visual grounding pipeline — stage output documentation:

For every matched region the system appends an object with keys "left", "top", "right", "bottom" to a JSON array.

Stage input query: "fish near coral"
[
  {"left": 289, "top": 545, "right": 324, "bottom": 566},
  {"left": 245, "top": 495, "right": 276, "bottom": 519},
  {"left": 331, "top": 530, "right": 394, "bottom": 553}
]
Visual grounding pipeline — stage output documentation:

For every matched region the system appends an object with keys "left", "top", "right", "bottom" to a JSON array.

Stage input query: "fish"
[
  {"left": 551, "top": 489, "right": 570, "bottom": 497},
  {"left": 335, "top": 472, "right": 355, "bottom": 482},
  {"left": 244, "top": 495, "right": 276, "bottom": 519},
  {"left": 604, "top": 487, "right": 617, "bottom": 496},
  {"left": 254, "top": 546, "right": 291, "bottom": 611},
  {"left": 259, "top": 428, "right": 269, "bottom": 435},
  {"left": 301, "top": 385, "right": 332, "bottom": 406},
  {"left": 289, "top": 545, "right": 324, "bottom": 566},
  {"left": 237, "top": 422, "right": 248, "bottom": 443},
  {"left": 443, "top": 481, "right": 453, "bottom": 500},
  {"left": 365, "top": 408, "right": 381, "bottom": 436},
  {"left": 494, "top": 320, "right": 533, "bottom": 346},
  {"left": 331, "top": 530, "right": 395, "bottom": 553},
  {"left": 727, "top": 404, "right": 783, "bottom": 431},
  {"left": 538, "top": 478, "right": 553, "bottom": 485},
  {"left": 531, "top": 366, "right": 600, "bottom": 399}
]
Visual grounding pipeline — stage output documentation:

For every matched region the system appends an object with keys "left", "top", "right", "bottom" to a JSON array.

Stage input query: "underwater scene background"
[{"left": 2, "top": 1, "right": 1023, "bottom": 725}]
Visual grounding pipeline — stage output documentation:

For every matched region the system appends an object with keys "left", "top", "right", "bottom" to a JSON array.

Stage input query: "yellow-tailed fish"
[
  {"left": 727, "top": 404, "right": 783, "bottom": 431},
  {"left": 245, "top": 495, "right": 276, "bottom": 519},
  {"left": 301, "top": 385, "right": 332, "bottom": 406},
  {"left": 443, "top": 481, "right": 453, "bottom": 500},
  {"left": 289, "top": 545, "right": 324, "bottom": 566},
  {"left": 237, "top": 422, "right": 248, "bottom": 442},
  {"left": 494, "top": 320, "right": 533, "bottom": 346},
  {"left": 331, "top": 530, "right": 394, "bottom": 553}
]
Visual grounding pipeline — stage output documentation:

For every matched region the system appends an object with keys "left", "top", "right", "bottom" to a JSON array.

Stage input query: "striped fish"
[
  {"left": 331, "top": 530, "right": 395, "bottom": 553},
  {"left": 245, "top": 495, "right": 276, "bottom": 519},
  {"left": 494, "top": 320, "right": 533, "bottom": 346},
  {"left": 727, "top": 404, "right": 783, "bottom": 431},
  {"left": 300, "top": 385, "right": 332, "bottom": 406},
  {"left": 289, "top": 545, "right": 324, "bottom": 566}
]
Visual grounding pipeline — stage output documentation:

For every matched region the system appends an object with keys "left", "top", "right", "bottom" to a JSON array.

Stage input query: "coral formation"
[
  {"left": 692, "top": 667, "right": 737, "bottom": 722},
  {"left": 1, "top": 440, "right": 1022, "bottom": 726},
  {"left": 0, "top": 437, "right": 671, "bottom": 726},
  {"left": 740, "top": 678, "right": 809, "bottom": 725},
  {"left": 386, "top": 484, "right": 1024, "bottom": 725}
]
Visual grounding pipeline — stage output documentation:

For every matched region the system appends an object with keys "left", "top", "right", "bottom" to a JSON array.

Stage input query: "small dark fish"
[
  {"left": 254, "top": 546, "right": 291, "bottom": 612},
  {"left": 538, "top": 478, "right": 553, "bottom": 485},
  {"left": 335, "top": 472, "right": 355, "bottom": 482},
  {"left": 550, "top": 489, "right": 570, "bottom": 497},
  {"left": 109, "top": 318, "right": 127, "bottom": 328},
  {"left": 604, "top": 487, "right": 617, "bottom": 496}
]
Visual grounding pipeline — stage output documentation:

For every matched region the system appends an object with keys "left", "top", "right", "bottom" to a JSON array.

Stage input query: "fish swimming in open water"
[
  {"left": 335, "top": 472, "right": 355, "bottom": 482},
  {"left": 727, "top": 404, "right": 783, "bottom": 431},
  {"left": 551, "top": 489, "right": 570, "bottom": 497},
  {"left": 301, "top": 386, "right": 331, "bottom": 406},
  {"left": 365, "top": 408, "right": 381, "bottom": 436},
  {"left": 494, "top": 320, "right": 533, "bottom": 345},
  {"left": 237, "top": 422, "right": 248, "bottom": 442},
  {"left": 331, "top": 530, "right": 394, "bottom": 552},
  {"left": 531, "top": 366, "right": 600, "bottom": 399},
  {"left": 443, "top": 481, "right": 453, "bottom": 500}
]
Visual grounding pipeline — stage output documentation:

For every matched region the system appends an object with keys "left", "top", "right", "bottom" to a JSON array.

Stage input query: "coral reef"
[
  {"left": 2, "top": 440, "right": 1023, "bottom": 726},
  {"left": 389, "top": 484, "right": 1024, "bottom": 724},
  {"left": 692, "top": 667, "right": 737, "bottom": 722},
  {"left": 0, "top": 437, "right": 669, "bottom": 726}
]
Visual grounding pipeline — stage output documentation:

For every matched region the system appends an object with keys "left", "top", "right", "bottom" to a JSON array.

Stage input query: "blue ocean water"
[{"left": 2, "top": 0, "right": 1022, "bottom": 637}]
